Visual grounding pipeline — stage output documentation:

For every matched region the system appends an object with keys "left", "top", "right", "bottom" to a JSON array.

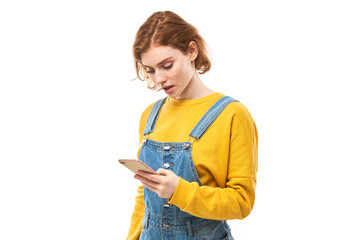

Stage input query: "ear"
[{"left": 188, "top": 41, "right": 198, "bottom": 61}]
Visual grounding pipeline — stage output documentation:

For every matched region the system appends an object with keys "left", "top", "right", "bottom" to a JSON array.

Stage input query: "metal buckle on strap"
[
  {"left": 142, "top": 135, "right": 149, "bottom": 146},
  {"left": 184, "top": 137, "right": 195, "bottom": 149}
]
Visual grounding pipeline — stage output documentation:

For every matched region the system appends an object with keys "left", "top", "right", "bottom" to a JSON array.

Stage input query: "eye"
[
  {"left": 163, "top": 64, "right": 173, "bottom": 70},
  {"left": 146, "top": 68, "right": 155, "bottom": 74}
]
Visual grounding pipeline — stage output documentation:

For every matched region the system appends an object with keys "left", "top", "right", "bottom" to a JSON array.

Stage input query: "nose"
[{"left": 155, "top": 70, "right": 167, "bottom": 85}]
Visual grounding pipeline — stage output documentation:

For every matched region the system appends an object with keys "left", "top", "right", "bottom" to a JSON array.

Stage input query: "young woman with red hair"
[{"left": 128, "top": 11, "right": 258, "bottom": 240}]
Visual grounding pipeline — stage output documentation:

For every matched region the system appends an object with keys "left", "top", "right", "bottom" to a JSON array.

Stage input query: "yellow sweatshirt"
[{"left": 127, "top": 92, "right": 258, "bottom": 240}]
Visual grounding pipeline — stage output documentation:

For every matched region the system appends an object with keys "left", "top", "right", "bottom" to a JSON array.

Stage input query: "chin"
[
  {"left": 166, "top": 93, "right": 177, "bottom": 98},
  {"left": 164, "top": 87, "right": 179, "bottom": 98}
]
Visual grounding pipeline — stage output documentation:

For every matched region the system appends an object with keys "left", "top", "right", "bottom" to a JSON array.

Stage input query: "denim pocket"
[{"left": 193, "top": 221, "right": 231, "bottom": 240}]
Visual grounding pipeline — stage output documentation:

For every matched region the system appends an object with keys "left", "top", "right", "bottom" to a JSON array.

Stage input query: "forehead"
[{"left": 141, "top": 45, "right": 185, "bottom": 67}]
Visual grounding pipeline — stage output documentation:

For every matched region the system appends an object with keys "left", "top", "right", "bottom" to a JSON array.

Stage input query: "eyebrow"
[{"left": 142, "top": 57, "right": 174, "bottom": 68}]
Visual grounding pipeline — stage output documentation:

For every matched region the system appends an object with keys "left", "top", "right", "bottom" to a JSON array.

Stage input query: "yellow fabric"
[{"left": 126, "top": 92, "right": 258, "bottom": 240}]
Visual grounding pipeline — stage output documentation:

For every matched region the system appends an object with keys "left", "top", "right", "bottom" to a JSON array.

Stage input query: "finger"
[
  {"left": 137, "top": 170, "right": 161, "bottom": 179},
  {"left": 138, "top": 170, "right": 165, "bottom": 183},
  {"left": 135, "top": 173, "right": 156, "bottom": 184},
  {"left": 142, "top": 182, "right": 158, "bottom": 193},
  {"left": 135, "top": 174, "right": 159, "bottom": 187},
  {"left": 137, "top": 170, "right": 160, "bottom": 176}
]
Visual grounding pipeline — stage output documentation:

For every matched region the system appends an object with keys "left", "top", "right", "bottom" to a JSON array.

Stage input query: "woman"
[{"left": 127, "top": 11, "right": 258, "bottom": 240}]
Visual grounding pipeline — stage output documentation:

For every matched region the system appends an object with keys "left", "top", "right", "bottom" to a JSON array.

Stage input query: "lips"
[
  {"left": 162, "top": 85, "right": 174, "bottom": 94},
  {"left": 162, "top": 85, "right": 173, "bottom": 90}
]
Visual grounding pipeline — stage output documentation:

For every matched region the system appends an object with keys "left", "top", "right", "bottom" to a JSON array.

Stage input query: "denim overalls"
[{"left": 139, "top": 96, "right": 238, "bottom": 240}]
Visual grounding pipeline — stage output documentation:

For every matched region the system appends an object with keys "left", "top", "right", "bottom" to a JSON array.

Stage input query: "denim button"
[
  {"left": 142, "top": 139, "right": 147, "bottom": 145},
  {"left": 163, "top": 162, "right": 171, "bottom": 169},
  {"left": 163, "top": 202, "right": 171, "bottom": 207},
  {"left": 164, "top": 145, "right": 174, "bottom": 151},
  {"left": 183, "top": 143, "right": 190, "bottom": 149}
]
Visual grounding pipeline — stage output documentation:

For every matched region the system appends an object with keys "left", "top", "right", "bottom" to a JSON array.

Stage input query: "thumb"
[{"left": 156, "top": 168, "right": 170, "bottom": 175}]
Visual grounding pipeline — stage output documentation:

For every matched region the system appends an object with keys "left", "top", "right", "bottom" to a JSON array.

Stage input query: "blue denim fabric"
[{"left": 139, "top": 96, "right": 238, "bottom": 240}]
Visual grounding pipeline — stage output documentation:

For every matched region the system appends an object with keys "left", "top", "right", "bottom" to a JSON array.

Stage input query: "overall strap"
[
  {"left": 189, "top": 96, "right": 239, "bottom": 140},
  {"left": 143, "top": 97, "right": 167, "bottom": 136}
]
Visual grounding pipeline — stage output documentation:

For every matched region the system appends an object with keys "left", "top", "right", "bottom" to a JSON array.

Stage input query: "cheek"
[
  {"left": 175, "top": 61, "right": 192, "bottom": 80},
  {"left": 166, "top": 64, "right": 182, "bottom": 80},
  {"left": 147, "top": 75, "right": 156, "bottom": 84}
]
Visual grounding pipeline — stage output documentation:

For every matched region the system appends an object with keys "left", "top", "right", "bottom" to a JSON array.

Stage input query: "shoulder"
[
  {"left": 223, "top": 98, "right": 256, "bottom": 130},
  {"left": 139, "top": 101, "right": 156, "bottom": 124},
  {"left": 140, "top": 102, "right": 155, "bottom": 119},
  {"left": 225, "top": 98, "right": 254, "bottom": 119},
  {"left": 219, "top": 99, "right": 258, "bottom": 144},
  {"left": 139, "top": 97, "right": 167, "bottom": 127},
  {"left": 138, "top": 100, "right": 158, "bottom": 139}
]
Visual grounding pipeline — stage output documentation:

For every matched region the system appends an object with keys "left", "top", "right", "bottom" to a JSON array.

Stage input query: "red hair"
[{"left": 132, "top": 11, "right": 211, "bottom": 90}]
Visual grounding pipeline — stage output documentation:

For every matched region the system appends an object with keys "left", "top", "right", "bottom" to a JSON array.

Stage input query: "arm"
[
  {"left": 126, "top": 185, "right": 145, "bottom": 240},
  {"left": 168, "top": 103, "right": 258, "bottom": 220},
  {"left": 168, "top": 176, "right": 256, "bottom": 220},
  {"left": 126, "top": 105, "right": 154, "bottom": 239}
]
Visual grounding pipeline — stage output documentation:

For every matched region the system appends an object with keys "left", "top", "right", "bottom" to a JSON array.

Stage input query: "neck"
[{"left": 175, "top": 73, "right": 214, "bottom": 100}]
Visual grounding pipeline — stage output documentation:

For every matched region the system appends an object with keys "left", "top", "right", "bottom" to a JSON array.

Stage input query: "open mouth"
[{"left": 163, "top": 86, "right": 173, "bottom": 90}]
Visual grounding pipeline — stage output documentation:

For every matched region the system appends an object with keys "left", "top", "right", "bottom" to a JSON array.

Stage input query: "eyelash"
[
  {"left": 146, "top": 64, "right": 173, "bottom": 73},
  {"left": 163, "top": 64, "right": 173, "bottom": 69}
]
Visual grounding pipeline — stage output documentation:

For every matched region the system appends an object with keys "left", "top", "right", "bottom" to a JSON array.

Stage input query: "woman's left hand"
[{"left": 134, "top": 168, "right": 179, "bottom": 199}]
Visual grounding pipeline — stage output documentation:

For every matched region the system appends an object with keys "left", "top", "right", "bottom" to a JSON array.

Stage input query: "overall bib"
[{"left": 139, "top": 96, "right": 238, "bottom": 240}]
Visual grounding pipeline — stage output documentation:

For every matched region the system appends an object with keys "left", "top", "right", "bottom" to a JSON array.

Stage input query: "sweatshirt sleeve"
[
  {"left": 168, "top": 103, "right": 258, "bottom": 220},
  {"left": 126, "top": 185, "right": 145, "bottom": 240},
  {"left": 126, "top": 103, "right": 154, "bottom": 239}
]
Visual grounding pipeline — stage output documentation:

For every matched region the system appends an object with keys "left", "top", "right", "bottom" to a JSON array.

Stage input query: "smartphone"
[{"left": 118, "top": 159, "right": 157, "bottom": 175}]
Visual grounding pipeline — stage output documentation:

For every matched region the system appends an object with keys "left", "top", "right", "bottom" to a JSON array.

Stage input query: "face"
[{"left": 140, "top": 45, "right": 196, "bottom": 99}]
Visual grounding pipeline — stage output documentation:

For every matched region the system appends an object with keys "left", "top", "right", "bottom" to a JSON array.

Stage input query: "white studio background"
[{"left": 0, "top": 0, "right": 359, "bottom": 239}]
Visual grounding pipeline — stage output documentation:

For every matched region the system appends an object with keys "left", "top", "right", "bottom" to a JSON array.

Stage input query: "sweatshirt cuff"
[{"left": 168, "top": 177, "right": 195, "bottom": 209}]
